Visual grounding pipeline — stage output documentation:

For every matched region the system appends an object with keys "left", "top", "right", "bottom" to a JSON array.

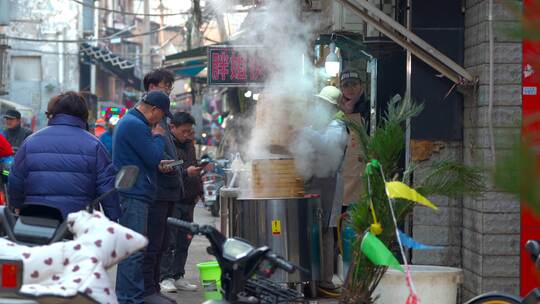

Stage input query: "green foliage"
[
  {"left": 494, "top": 139, "right": 540, "bottom": 214},
  {"left": 416, "top": 161, "right": 487, "bottom": 199},
  {"left": 339, "top": 96, "right": 485, "bottom": 303}
]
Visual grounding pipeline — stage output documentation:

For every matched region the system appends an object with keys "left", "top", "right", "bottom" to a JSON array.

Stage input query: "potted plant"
[{"left": 338, "top": 96, "right": 485, "bottom": 304}]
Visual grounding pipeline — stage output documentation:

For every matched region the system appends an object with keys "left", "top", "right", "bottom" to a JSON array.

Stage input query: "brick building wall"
[
  {"left": 411, "top": 0, "right": 522, "bottom": 301},
  {"left": 413, "top": 0, "right": 522, "bottom": 300},
  {"left": 461, "top": 0, "right": 522, "bottom": 299},
  {"left": 412, "top": 142, "right": 463, "bottom": 269}
]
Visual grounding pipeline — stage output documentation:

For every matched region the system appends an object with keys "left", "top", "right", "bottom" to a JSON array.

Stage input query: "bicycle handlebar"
[
  {"left": 167, "top": 217, "right": 201, "bottom": 234},
  {"left": 526, "top": 240, "right": 540, "bottom": 258},
  {"left": 265, "top": 252, "right": 295, "bottom": 273}
]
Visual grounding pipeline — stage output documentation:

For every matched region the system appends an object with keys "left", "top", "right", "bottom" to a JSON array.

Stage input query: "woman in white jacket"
[{"left": 290, "top": 86, "right": 348, "bottom": 291}]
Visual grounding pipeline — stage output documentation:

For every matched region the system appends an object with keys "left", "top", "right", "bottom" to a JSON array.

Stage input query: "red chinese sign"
[{"left": 208, "top": 46, "right": 267, "bottom": 86}]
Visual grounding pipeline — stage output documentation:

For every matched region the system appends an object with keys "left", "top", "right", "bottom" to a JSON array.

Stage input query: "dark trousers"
[
  {"left": 116, "top": 196, "right": 149, "bottom": 304},
  {"left": 160, "top": 202, "right": 195, "bottom": 280},
  {"left": 142, "top": 200, "right": 175, "bottom": 296}
]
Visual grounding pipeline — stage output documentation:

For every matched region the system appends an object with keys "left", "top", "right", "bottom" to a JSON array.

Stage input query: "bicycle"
[{"left": 464, "top": 240, "right": 540, "bottom": 304}]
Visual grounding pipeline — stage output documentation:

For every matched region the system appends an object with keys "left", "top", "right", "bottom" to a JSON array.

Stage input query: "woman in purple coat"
[{"left": 8, "top": 91, "right": 121, "bottom": 220}]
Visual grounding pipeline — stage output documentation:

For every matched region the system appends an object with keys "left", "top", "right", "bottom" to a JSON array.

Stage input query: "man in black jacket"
[
  {"left": 160, "top": 112, "right": 203, "bottom": 293},
  {"left": 3, "top": 109, "right": 32, "bottom": 151}
]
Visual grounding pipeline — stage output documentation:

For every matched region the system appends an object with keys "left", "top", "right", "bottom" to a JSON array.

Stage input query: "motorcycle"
[
  {"left": 167, "top": 217, "right": 305, "bottom": 304},
  {"left": 0, "top": 155, "right": 14, "bottom": 207},
  {"left": 202, "top": 159, "right": 228, "bottom": 217},
  {"left": 0, "top": 166, "right": 142, "bottom": 304}
]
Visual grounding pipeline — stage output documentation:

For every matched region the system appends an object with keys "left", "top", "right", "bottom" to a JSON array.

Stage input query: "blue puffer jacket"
[{"left": 8, "top": 114, "right": 121, "bottom": 220}]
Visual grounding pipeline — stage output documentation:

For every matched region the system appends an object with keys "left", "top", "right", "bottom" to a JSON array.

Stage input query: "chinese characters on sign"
[{"left": 208, "top": 46, "right": 267, "bottom": 86}]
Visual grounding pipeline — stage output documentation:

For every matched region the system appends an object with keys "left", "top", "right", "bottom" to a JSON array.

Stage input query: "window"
[{"left": 12, "top": 56, "right": 42, "bottom": 82}]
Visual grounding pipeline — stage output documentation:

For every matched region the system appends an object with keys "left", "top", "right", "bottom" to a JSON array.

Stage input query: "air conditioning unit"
[
  {"left": 0, "top": 35, "right": 9, "bottom": 96},
  {"left": 303, "top": 0, "right": 322, "bottom": 11}
]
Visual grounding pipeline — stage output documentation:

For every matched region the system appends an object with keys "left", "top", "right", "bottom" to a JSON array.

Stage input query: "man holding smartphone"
[
  {"left": 159, "top": 111, "right": 205, "bottom": 293},
  {"left": 139, "top": 69, "right": 202, "bottom": 304},
  {"left": 114, "top": 89, "right": 171, "bottom": 304}
]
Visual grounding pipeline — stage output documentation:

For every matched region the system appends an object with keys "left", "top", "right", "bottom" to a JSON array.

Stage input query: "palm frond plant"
[{"left": 338, "top": 96, "right": 486, "bottom": 304}]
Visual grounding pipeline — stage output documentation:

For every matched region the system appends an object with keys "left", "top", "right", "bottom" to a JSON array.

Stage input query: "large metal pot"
[{"left": 227, "top": 196, "right": 323, "bottom": 283}]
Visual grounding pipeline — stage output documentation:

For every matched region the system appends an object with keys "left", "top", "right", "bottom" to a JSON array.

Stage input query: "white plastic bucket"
[{"left": 373, "top": 265, "right": 463, "bottom": 304}]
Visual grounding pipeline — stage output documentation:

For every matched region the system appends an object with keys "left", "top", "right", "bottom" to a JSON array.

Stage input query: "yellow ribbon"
[{"left": 385, "top": 181, "right": 438, "bottom": 210}]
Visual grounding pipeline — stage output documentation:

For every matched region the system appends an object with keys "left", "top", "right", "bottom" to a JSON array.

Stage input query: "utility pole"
[
  {"left": 0, "top": 0, "right": 9, "bottom": 96},
  {"left": 215, "top": 13, "right": 228, "bottom": 43},
  {"left": 142, "top": 0, "right": 151, "bottom": 75},
  {"left": 90, "top": 0, "right": 99, "bottom": 95},
  {"left": 158, "top": 0, "right": 166, "bottom": 57}
]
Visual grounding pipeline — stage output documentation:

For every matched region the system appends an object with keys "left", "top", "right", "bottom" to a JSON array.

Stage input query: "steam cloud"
[{"left": 212, "top": 0, "right": 346, "bottom": 183}]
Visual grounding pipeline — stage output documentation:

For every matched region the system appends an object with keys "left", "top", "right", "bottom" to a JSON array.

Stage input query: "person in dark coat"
[
  {"left": 7, "top": 91, "right": 120, "bottom": 220},
  {"left": 159, "top": 112, "right": 203, "bottom": 292},
  {"left": 3, "top": 109, "right": 32, "bottom": 152}
]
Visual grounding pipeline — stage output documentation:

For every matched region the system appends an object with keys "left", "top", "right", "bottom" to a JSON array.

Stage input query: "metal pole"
[
  {"left": 158, "top": 0, "right": 165, "bottom": 57},
  {"left": 369, "top": 58, "right": 377, "bottom": 136},
  {"left": 142, "top": 0, "right": 151, "bottom": 75},
  {"left": 90, "top": 0, "right": 98, "bottom": 94},
  {"left": 405, "top": 0, "right": 412, "bottom": 173}
]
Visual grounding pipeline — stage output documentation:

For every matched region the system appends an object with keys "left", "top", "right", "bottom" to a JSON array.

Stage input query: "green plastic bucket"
[{"left": 197, "top": 261, "right": 222, "bottom": 300}]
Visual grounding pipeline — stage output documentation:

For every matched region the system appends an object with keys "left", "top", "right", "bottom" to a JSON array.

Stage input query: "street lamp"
[{"left": 325, "top": 42, "right": 340, "bottom": 77}]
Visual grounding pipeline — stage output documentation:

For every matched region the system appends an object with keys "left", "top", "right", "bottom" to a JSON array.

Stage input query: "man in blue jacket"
[
  {"left": 114, "top": 90, "right": 172, "bottom": 304},
  {"left": 140, "top": 68, "right": 201, "bottom": 304},
  {"left": 98, "top": 116, "right": 118, "bottom": 155}
]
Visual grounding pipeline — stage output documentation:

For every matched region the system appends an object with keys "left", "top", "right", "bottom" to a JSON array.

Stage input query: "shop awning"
[
  {"left": 171, "top": 60, "right": 207, "bottom": 78},
  {"left": 163, "top": 45, "right": 210, "bottom": 79},
  {"left": 80, "top": 43, "right": 142, "bottom": 90},
  {"left": 335, "top": 0, "right": 475, "bottom": 87}
]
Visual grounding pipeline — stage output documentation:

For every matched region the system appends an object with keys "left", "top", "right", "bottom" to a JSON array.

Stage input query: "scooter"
[
  {"left": 202, "top": 172, "right": 224, "bottom": 217},
  {"left": 0, "top": 166, "right": 139, "bottom": 303},
  {"left": 202, "top": 159, "right": 227, "bottom": 217},
  {"left": 167, "top": 217, "right": 305, "bottom": 304}
]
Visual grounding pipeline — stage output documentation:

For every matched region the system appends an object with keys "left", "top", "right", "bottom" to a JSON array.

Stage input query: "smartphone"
[
  {"left": 199, "top": 159, "right": 211, "bottom": 168},
  {"left": 169, "top": 159, "right": 184, "bottom": 168}
]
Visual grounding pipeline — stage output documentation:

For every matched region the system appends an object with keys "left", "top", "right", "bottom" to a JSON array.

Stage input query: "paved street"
[
  {"left": 166, "top": 204, "right": 338, "bottom": 304},
  {"left": 168, "top": 203, "right": 218, "bottom": 304}
]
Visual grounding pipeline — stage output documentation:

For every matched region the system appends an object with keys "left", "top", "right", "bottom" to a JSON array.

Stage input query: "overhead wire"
[
  {"left": 8, "top": 47, "right": 155, "bottom": 61},
  {"left": 6, "top": 25, "right": 170, "bottom": 43},
  {"left": 69, "top": 0, "right": 190, "bottom": 16}
]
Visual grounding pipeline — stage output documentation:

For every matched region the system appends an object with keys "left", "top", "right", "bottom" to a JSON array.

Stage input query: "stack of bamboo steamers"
[{"left": 250, "top": 96, "right": 305, "bottom": 198}]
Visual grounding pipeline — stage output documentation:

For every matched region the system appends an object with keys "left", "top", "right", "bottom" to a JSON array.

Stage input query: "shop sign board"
[{"left": 208, "top": 46, "right": 267, "bottom": 86}]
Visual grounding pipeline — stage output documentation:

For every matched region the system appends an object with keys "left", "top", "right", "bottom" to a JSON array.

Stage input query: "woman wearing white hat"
[{"left": 291, "top": 85, "right": 348, "bottom": 292}]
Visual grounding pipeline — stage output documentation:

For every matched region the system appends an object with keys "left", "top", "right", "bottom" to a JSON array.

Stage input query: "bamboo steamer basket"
[
  {"left": 250, "top": 158, "right": 305, "bottom": 198},
  {"left": 254, "top": 96, "right": 295, "bottom": 149}
]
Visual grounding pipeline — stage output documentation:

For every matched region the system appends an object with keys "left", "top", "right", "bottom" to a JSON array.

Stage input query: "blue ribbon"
[{"left": 398, "top": 229, "right": 443, "bottom": 250}]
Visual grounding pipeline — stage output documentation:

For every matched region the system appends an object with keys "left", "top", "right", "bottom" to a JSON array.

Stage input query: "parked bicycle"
[{"left": 464, "top": 239, "right": 540, "bottom": 304}]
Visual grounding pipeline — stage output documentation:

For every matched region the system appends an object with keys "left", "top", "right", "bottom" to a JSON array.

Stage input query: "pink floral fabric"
[{"left": 0, "top": 210, "right": 147, "bottom": 304}]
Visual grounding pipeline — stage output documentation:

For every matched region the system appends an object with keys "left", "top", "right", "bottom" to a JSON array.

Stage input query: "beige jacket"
[{"left": 342, "top": 112, "right": 365, "bottom": 205}]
